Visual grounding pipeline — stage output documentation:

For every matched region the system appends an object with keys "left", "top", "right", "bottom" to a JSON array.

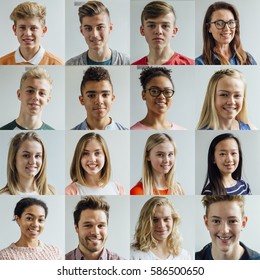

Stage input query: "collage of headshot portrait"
[{"left": 0, "top": 0, "right": 260, "bottom": 261}]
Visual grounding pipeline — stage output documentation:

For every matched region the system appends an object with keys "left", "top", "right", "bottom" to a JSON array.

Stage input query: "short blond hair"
[
  {"left": 10, "top": 2, "right": 46, "bottom": 27},
  {"left": 20, "top": 67, "right": 53, "bottom": 91}
]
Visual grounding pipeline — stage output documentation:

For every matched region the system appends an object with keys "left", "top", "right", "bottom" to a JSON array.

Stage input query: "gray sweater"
[{"left": 66, "top": 49, "right": 130, "bottom": 65}]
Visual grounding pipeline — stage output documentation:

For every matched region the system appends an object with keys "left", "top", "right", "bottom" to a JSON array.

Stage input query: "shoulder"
[
  {"left": 42, "top": 51, "right": 64, "bottom": 65},
  {"left": 170, "top": 123, "right": 187, "bottom": 130},
  {"left": 0, "top": 244, "right": 14, "bottom": 259},
  {"left": 130, "top": 122, "right": 147, "bottom": 130},
  {"left": 114, "top": 181, "right": 126, "bottom": 195},
  {"left": 113, "top": 122, "right": 129, "bottom": 130},
  {"left": 104, "top": 248, "right": 124, "bottom": 260},
  {"left": 195, "top": 243, "right": 212, "bottom": 260},
  {"left": 41, "top": 242, "right": 63, "bottom": 260},
  {"left": 0, "top": 120, "right": 17, "bottom": 130},
  {"left": 130, "top": 181, "right": 144, "bottom": 195},
  {"left": 177, "top": 248, "right": 192, "bottom": 260},
  {"left": 240, "top": 242, "right": 260, "bottom": 260},
  {"left": 195, "top": 55, "right": 205, "bottom": 65},
  {"left": 66, "top": 52, "right": 86, "bottom": 65},
  {"left": 131, "top": 56, "right": 147, "bottom": 65},
  {"left": 0, "top": 51, "right": 16, "bottom": 65},
  {"left": 167, "top": 52, "right": 194, "bottom": 65},
  {"left": 111, "top": 49, "right": 130, "bottom": 65},
  {"left": 65, "top": 182, "right": 78, "bottom": 195},
  {"left": 130, "top": 247, "right": 149, "bottom": 260},
  {"left": 65, "top": 249, "right": 76, "bottom": 260},
  {"left": 236, "top": 180, "right": 251, "bottom": 195},
  {"left": 201, "top": 183, "right": 212, "bottom": 195},
  {"left": 71, "top": 120, "right": 87, "bottom": 130},
  {"left": 238, "top": 120, "right": 251, "bottom": 130},
  {"left": 41, "top": 122, "right": 54, "bottom": 130},
  {"left": 246, "top": 52, "right": 257, "bottom": 65}
]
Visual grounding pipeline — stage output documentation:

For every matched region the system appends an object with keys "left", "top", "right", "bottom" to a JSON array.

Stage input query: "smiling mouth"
[{"left": 217, "top": 236, "right": 232, "bottom": 241}]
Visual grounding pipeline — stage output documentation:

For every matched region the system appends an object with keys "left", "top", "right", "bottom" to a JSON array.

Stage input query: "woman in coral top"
[{"left": 130, "top": 133, "right": 184, "bottom": 195}]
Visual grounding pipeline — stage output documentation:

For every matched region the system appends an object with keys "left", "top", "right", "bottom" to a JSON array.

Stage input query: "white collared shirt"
[{"left": 15, "top": 46, "right": 45, "bottom": 65}]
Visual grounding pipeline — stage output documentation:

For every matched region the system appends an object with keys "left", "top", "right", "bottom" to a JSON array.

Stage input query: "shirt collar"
[
  {"left": 75, "top": 246, "right": 106, "bottom": 260},
  {"left": 15, "top": 46, "right": 45, "bottom": 64}
]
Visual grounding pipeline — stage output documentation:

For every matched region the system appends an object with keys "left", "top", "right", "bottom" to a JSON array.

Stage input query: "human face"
[
  {"left": 152, "top": 205, "right": 173, "bottom": 242},
  {"left": 79, "top": 80, "right": 115, "bottom": 121},
  {"left": 80, "top": 13, "right": 112, "bottom": 51},
  {"left": 16, "top": 139, "right": 43, "bottom": 180},
  {"left": 140, "top": 13, "right": 178, "bottom": 50},
  {"left": 215, "top": 76, "right": 244, "bottom": 122},
  {"left": 18, "top": 78, "right": 51, "bottom": 117},
  {"left": 147, "top": 141, "right": 175, "bottom": 177},
  {"left": 80, "top": 139, "right": 105, "bottom": 177},
  {"left": 142, "top": 76, "right": 173, "bottom": 116},
  {"left": 209, "top": 9, "right": 236, "bottom": 47},
  {"left": 13, "top": 18, "right": 47, "bottom": 52},
  {"left": 16, "top": 205, "right": 46, "bottom": 242},
  {"left": 75, "top": 209, "right": 108, "bottom": 258},
  {"left": 204, "top": 201, "right": 247, "bottom": 258},
  {"left": 214, "top": 138, "right": 239, "bottom": 177}
]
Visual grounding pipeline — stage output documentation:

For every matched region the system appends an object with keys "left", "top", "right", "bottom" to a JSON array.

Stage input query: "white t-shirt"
[
  {"left": 130, "top": 247, "right": 192, "bottom": 260},
  {"left": 76, "top": 181, "right": 120, "bottom": 195}
]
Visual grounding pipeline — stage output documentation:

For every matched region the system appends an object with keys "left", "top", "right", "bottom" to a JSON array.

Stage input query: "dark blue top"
[
  {"left": 195, "top": 51, "right": 257, "bottom": 65},
  {"left": 201, "top": 120, "right": 251, "bottom": 130}
]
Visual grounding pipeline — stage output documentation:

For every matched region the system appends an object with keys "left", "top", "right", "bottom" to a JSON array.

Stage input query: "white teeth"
[{"left": 218, "top": 236, "right": 231, "bottom": 240}]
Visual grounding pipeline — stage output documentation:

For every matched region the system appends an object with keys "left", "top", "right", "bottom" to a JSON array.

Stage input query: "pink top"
[
  {"left": 0, "top": 241, "right": 63, "bottom": 260},
  {"left": 130, "top": 121, "right": 186, "bottom": 130}
]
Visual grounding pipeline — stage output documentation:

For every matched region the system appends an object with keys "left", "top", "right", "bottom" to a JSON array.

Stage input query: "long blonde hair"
[
  {"left": 70, "top": 133, "right": 111, "bottom": 186},
  {"left": 0, "top": 132, "right": 54, "bottom": 195},
  {"left": 197, "top": 68, "right": 248, "bottom": 130},
  {"left": 132, "top": 196, "right": 182, "bottom": 256},
  {"left": 142, "top": 133, "right": 183, "bottom": 195}
]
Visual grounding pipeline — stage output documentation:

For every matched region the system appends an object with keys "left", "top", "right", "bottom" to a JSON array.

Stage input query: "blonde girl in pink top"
[
  {"left": 65, "top": 133, "right": 125, "bottom": 195},
  {"left": 131, "top": 67, "right": 186, "bottom": 130}
]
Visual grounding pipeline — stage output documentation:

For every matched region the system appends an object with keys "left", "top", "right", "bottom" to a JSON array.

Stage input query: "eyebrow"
[
  {"left": 25, "top": 213, "right": 45, "bottom": 218},
  {"left": 85, "top": 90, "right": 110, "bottom": 94},
  {"left": 145, "top": 21, "right": 171, "bottom": 24},
  {"left": 83, "top": 23, "right": 106, "bottom": 27},
  {"left": 83, "top": 149, "right": 102, "bottom": 152}
]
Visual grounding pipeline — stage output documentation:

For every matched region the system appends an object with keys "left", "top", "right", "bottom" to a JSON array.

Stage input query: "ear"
[
  {"left": 140, "top": 25, "right": 145, "bottom": 36},
  {"left": 42, "top": 26, "right": 47, "bottom": 37},
  {"left": 17, "top": 89, "right": 21, "bottom": 100},
  {"left": 203, "top": 214, "right": 209, "bottom": 229},
  {"left": 141, "top": 90, "right": 146, "bottom": 100},
  {"left": 79, "top": 95, "right": 85, "bottom": 106},
  {"left": 242, "top": 216, "right": 248, "bottom": 229},
  {"left": 172, "top": 26, "right": 178, "bottom": 38},
  {"left": 12, "top": 24, "right": 17, "bottom": 35},
  {"left": 109, "top": 23, "right": 113, "bottom": 33},
  {"left": 46, "top": 95, "right": 51, "bottom": 104},
  {"left": 80, "top": 25, "right": 83, "bottom": 36},
  {"left": 111, "top": 93, "right": 115, "bottom": 102},
  {"left": 74, "top": 224, "right": 79, "bottom": 234},
  {"left": 15, "top": 215, "right": 20, "bottom": 226}
]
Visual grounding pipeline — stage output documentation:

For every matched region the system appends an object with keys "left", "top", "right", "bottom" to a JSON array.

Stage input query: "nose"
[
  {"left": 95, "top": 94, "right": 103, "bottom": 104},
  {"left": 223, "top": 22, "right": 231, "bottom": 30},
  {"left": 154, "top": 24, "right": 163, "bottom": 35},
  {"left": 25, "top": 28, "right": 32, "bottom": 36},
  {"left": 91, "top": 226, "right": 99, "bottom": 235},
  {"left": 220, "top": 221, "right": 230, "bottom": 234},
  {"left": 31, "top": 219, "right": 39, "bottom": 227},
  {"left": 91, "top": 27, "right": 99, "bottom": 37},
  {"left": 162, "top": 155, "right": 169, "bottom": 162},
  {"left": 226, "top": 95, "right": 235, "bottom": 104},
  {"left": 32, "top": 92, "right": 39, "bottom": 101},
  {"left": 29, "top": 156, "right": 36, "bottom": 165}
]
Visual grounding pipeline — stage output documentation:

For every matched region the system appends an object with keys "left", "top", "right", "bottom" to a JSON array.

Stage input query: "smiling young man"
[
  {"left": 71, "top": 66, "right": 128, "bottom": 130},
  {"left": 65, "top": 196, "right": 124, "bottom": 260},
  {"left": 66, "top": 1, "right": 129, "bottom": 65},
  {"left": 132, "top": 1, "right": 194, "bottom": 65},
  {"left": 0, "top": 67, "right": 54, "bottom": 130},
  {"left": 0, "top": 2, "right": 63, "bottom": 65},
  {"left": 196, "top": 195, "right": 260, "bottom": 260}
]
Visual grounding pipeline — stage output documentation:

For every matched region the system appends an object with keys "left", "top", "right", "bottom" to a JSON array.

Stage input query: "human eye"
[
  {"left": 215, "top": 20, "right": 224, "bottom": 28},
  {"left": 153, "top": 218, "right": 159, "bottom": 223},
  {"left": 35, "top": 154, "right": 42, "bottom": 159},
  {"left": 97, "top": 25, "right": 105, "bottom": 31},
  {"left": 26, "top": 89, "right": 35, "bottom": 94},
  {"left": 39, "top": 91, "right": 46, "bottom": 97},
  {"left": 162, "top": 24, "right": 171, "bottom": 29},
  {"left": 87, "top": 93, "right": 96, "bottom": 99},
  {"left": 84, "top": 26, "right": 92, "bottom": 32},
  {"left": 168, "top": 152, "right": 174, "bottom": 157},
  {"left": 82, "top": 151, "right": 89, "bottom": 157},
  {"left": 102, "top": 92, "right": 110, "bottom": 98},
  {"left": 31, "top": 26, "right": 38, "bottom": 31},
  {"left": 228, "top": 219, "right": 238, "bottom": 224},
  {"left": 22, "top": 153, "right": 30, "bottom": 158},
  {"left": 164, "top": 89, "right": 173, "bottom": 97},
  {"left": 147, "top": 23, "right": 156, "bottom": 29},
  {"left": 211, "top": 218, "right": 220, "bottom": 224}
]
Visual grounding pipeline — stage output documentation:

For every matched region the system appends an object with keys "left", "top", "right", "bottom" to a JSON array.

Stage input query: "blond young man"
[
  {"left": 66, "top": 1, "right": 129, "bottom": 65},
  {"left": 132, "top": 1, "right": 194, "bottom": 65},
  {"left": 196, "top": 195, "right": 260, "bottom": 260},
  {"left": 0, "top": 67, "right": 54, "bottom": 130},
  {"left": 0, "top": 2, "right": 63, "bottom": 65}
]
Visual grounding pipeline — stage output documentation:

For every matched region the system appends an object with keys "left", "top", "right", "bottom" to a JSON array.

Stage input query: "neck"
[
  {"left": 17, "top": 177, "right": 36, "bottom": 193},
  {"left": 141, "top": 113, "right": 171, "bottom": 130},
  {"left": 84, "top": 173, "right": 103, "bottom": 187},
  {"left": 218, "top": 118, "right": 239, "bottom": 130},
  {"left": 79, "top": 244, "right": 103, "bottom": 260},
  {"left": 211, "top": 242, "right": 244, "bottom": 260},
  {"left": 147, "top": 46, "right": 174, "bottom": 65},
  {"left": 15, "top": 236, "right": 39, "bottom": 248},
  {"left": 19, "top": 46, "right": 40, "bottom": 61},
  {"left": 150, "top": 242, "right": 170, "bottom": 259},
  {"left": 87, "top": 47, "right": 111, "bottom": 62},
  {"left": 16, "top": 113, "right": 43, "bottom": 130},
  {"left": 222, "top": 175, "right": 237, "bottom": 188},
  {"left": 86, "top": 116, "right": 111, "bottom": 130},
  {"left": 215, "top": 44, "right": 232, "bottom": 59}
]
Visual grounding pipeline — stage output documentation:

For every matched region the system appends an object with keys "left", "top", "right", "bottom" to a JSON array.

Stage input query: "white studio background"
[
  {"left": 195, "top": 0, "right": 260, "bottom": 63},
  {"left": 65, "top": 130, "right": 130, "bottom": 193},
  {"left": 130, "top": 65, "right": 197, "bottom": 130},
  {"left": 0, "top": 0, "right": 65, "bottom": 61},
  {"left": 0, "top": 66, "right": 65, "bottom": 130},
  {"left": 65, "top": 66, "right": 130, "bottom": 130},
  {"left": 130, "top": 130, "right": 195, "bottom": 195},
  {"left": 195, "top": 130, "right": 260, "bottom": 195},
  {"left": 194, "top": 65, "right": 260, "bottom": 130},
  {"left": 65, "top": 195, "right": 130, "bottom": 259},
  {"left": 0, "top": 130, "right": 65, "bottom": 195},
  {"left": 65, "top": 0, "right": 130, "bottom": 62},
  {"left": 195, "top": 195, "right": 260, "bottom": 253},
  {"left": 0, "top": 195, "right": 65, "bottom": 254},
  {"left": 130, "top": 195, "right": 195, "bottom": 259},
  {"left": 130, "top": 0, "right": 195, "bottom": 63}
]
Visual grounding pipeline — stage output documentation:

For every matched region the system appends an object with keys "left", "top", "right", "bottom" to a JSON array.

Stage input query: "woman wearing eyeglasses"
[
  {"left": 130, "top": 67, "right": 186, "bottom": 130},
  {"left": 195, "top": 1, "right": 256, "bottom": 65}
]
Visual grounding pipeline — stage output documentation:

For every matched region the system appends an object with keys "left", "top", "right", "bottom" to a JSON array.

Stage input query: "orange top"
[{"left": 130, "top": 181, "right": 168, "bottom": 195}]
